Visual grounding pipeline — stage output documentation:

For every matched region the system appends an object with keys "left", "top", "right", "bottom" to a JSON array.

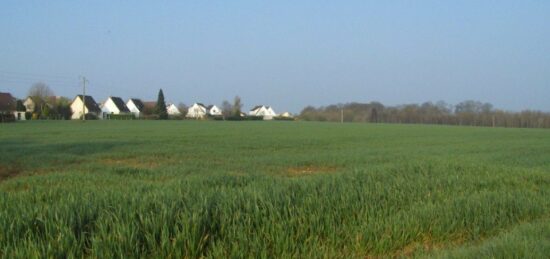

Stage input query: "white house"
[
  {"left": 186, "top": 103, "right": 207, "bottom": 119},
  {"left": 23, "top": 97, "right": 37, "bottom": 112},
  {"left": 126, "top": 98, "right": 144, "bottom": 118},
  {"left": 166, "top": 103, "right": 181, "bottom": 116},
  {"left": 207, "top": 105, "right": 222, "bottom": 116},
  {"left": 70, "top": 95, "right": 101, "bottom": 119},
  {"left": 101, "top": 96, "right": 131, "bottom": 119},
  {"left": 280, "top": 112, "right": 293, "bottom": 118},
  {"left": 249, "top": 105, "right": 277, "bottom": 120}
]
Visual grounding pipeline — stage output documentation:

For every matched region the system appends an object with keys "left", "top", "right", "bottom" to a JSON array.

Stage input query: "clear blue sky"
[{"left": 1, "top": 1, "right": 549, "bottom": 113}]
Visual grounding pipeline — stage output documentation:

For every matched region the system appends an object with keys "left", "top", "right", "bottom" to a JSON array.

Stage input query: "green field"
[{"left": 1, "top": 121, "right": 550, "bottom": 258}]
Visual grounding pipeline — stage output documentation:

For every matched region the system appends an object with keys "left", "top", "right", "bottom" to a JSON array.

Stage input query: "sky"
[{"left": 1, "top": 1, "right": 549, "bottom": 113}]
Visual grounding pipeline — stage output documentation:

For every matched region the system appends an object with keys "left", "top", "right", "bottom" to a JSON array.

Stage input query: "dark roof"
[
  {"left": 143, "top": 101, "right": 156, "bottom": 109},
  {"left": 129, "top": 98, "right": 144, "bottom": 111},
  {"left": 196, "top": 103, "right": 206, "bottom": 108},
  {"left": 207, "top": 105, "right": 214, "bottom": 109},
  {"left": 75, "top": 95, "right": 101, "bottom": 113},
  {"left": 109, "top": 97, "right": 130, "bottom": 112},
  {"left": 0, "top": 92, "right": 15, "bottom": 112},
  {"left": 250, "top": 105, "right": 263, "bottom": 111}
]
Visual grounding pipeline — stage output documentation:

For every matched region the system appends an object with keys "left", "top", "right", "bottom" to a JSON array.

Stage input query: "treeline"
[{"left": 299, "top": 100, "right": 550, "bottom": 129}]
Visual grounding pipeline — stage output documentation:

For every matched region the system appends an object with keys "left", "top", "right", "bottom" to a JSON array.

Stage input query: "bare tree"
[
  {"left": 232, "top": 96, "right": 243, "bottom": 117},
  {"left": 298, "top": 100, "right": 550, "bottom": 129},
  {"left": 28, "top": 82, "right": 54, "bottom": 113},
  {"left": 177, "top": 102, "right": 188, "bottom": 117},
  {"left": 221, "top": 100, "right": 233, "bottom": 118}
]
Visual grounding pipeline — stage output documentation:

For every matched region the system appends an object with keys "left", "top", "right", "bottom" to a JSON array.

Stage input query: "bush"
[
  {"left": 0, "top": 113, "right": 16, "bottom": 123},
  {"left": 273, "top": 116, "right": 295, "bottom": 121},
  {"left": 104, "top": 114, "right": 135, "bottom": 120},
  {"left": 245, "top": 116, "right": 264, "bottom": 121},
  {"left": 25, "top": 112, "right": 32, "bottom": 120},
  {"left": 168, "top": 115, "right": 186, "bottom": 120},
  {"left": 141, "top": 114, "right": 160, "bottom": 120},
  {"left": 80, "top": 113, "right": 98, "bottom": 120}
]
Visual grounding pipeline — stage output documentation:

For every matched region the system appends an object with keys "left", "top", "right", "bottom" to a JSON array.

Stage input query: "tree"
[
  {"left": 232, "top": 96, "right": 243, "bottom": 117},
  {"left": 155, "top": 89, "right": 168, "bottom": 120},
  {"left": 41, "top": 104, "right": 51, "bottom": 118},
  {"left": 177, "top": 103, "right": 188, "bottom": 117},
  {"left": 54, "top": 97, "right": 72, "bottom": 120},
  {"left": 221, "top": 100, "right": 233, "bottom": 118},
  {"left": 16, "top": 100, "right": 25, "bottom": 112},
  {"left": 28, "top": 82, "right": 54, "bottom": 113}
]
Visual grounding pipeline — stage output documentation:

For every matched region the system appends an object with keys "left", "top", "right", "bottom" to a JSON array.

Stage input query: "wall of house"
[
  {"left": 23, "top": 98, "right": 35, "bottom": 112},
  {"left": 101, "top": 99, "right": 121, "bottom": 118},
  {"left": 13, "top": 111, "right": 26, "bottom": 121},
  {"left": 209, "top": 106, "right": 222, "bottom": 116},
  {"left": 186, "top": 104, "right": 206, "bottom": 118},
  {"left": 167, "top": 105, "right": 181, "bottom": 115},
  {"left": 70, "top": 98, "right": 89, "bottom": 119},
  {"left": 127, "top": 101, "right": 141, "bottom": 118}
]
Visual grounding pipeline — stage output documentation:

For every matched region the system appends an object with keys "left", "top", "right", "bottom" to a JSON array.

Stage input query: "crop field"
[{"left": 1, "top": 121, "right": 550, "bottom": 258}]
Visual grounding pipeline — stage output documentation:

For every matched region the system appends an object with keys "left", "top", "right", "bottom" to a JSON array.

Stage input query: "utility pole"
[
  {"left": 81, "top": 76, "right": 88, "bottom": 121},
  {"left": 341, "top": 106, "right": 344, "bottom": 123}
]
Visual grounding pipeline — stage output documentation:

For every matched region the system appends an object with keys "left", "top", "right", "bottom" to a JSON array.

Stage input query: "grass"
[{"left": 1, "top": 120, "right": 550, "bottom": 258}]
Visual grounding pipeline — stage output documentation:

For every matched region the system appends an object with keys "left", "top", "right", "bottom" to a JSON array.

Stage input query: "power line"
[{"left": 0, "top": 70, "right": 78, "bottom": 80}]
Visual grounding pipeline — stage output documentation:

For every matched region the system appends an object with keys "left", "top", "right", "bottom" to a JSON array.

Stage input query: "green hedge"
[
  {"left": 0, "top": 113, "right": 16, "bottom": 123},
  {"left": 104, "top": 114, "right": 135, "bottom": 120},
  {"left": 273, "top": 116, "right": 295, "bottom": 121}
]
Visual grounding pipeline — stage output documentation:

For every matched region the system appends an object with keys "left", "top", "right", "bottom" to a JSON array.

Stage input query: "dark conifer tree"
[{"left": 156, "top": 89, "right": 168, "bottom": 120}]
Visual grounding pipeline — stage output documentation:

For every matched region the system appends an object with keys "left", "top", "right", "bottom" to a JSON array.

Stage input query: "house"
[
  {"left": 0, "top": 92, "right": 17, "bottom": 122},
  {"left": 166, "top": 103, "right": 181, "bottom": 116},
  {"left": 126, "top": 98, "right": 144, "bottom": 118},
  {"left": 23, "top": 96, "right": 60, "bottom": 113},
  {"left": 143, "top": 101, "right": 156, "bottom": 115},
  {"left": 249, "top": 105, "right": 277, "bottom": 120},
  {"left": 101, "top": 96, "right": 131, "bottom": 118},
  {"left": 23, "top": 96, "right": 38, "bottom": 112},
  {"left": 280, "top": 112, "right": 293, "bottom": 118},
  {"left": 0, "top": 92, "right": 15, "bottom": 113},
  {"left": 70, "top": 95, "right": 101, "bottom": 119},
  {"left": 207, "top": 105, "right": 222, "bottom": 116},
  {"left": 186, "top": 103, "right": 207, "bottom": 119}
]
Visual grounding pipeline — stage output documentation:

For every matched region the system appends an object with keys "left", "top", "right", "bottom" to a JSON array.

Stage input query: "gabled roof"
[
  {"left": 109, "top": 97, "right": 130, "bottom": 113},
  {"left": 129, "top": 98, "right": 144, "bottom": 111},
  {"left": 75, "top": 95, "right": 101, "bottom": 113},
  {"left": 0, "top": 92, "right": 15, "bottom": 112},
  {"left": 195, "top": 103, "right": 206, "bottom": 108},
  {"left": 250, "top": 105, "right": 264, "bottom": 111}
]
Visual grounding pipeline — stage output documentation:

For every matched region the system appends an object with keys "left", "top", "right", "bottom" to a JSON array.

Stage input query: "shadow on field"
[{"left": 0, "top": 139, "right": 145, "bottom": 181}]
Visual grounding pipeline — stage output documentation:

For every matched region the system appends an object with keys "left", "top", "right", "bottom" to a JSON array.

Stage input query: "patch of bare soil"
[
  {"left": 100, "top": 157, "right": 166, "bottom": 169},
  {"left": 0, "top": 164, "right": 23, "bottom": 181},
  {"left": 285, "top": 165, "right": 339, "bottom": 176},
  {"left": 392, "top": 234, "right": 468, "bottom": 257}
]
